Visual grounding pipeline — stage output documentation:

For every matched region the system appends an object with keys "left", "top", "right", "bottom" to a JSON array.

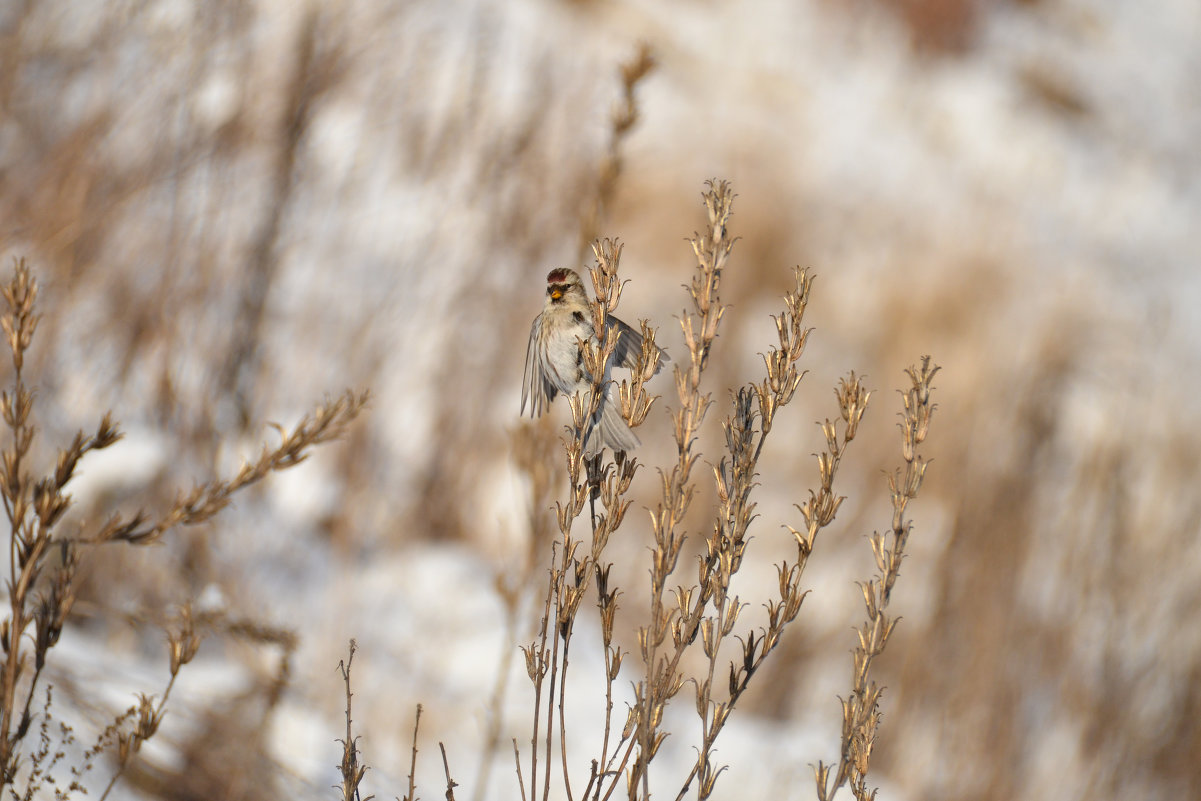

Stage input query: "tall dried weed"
[
  {"left": 507, "top": 181, "right": 937, "bottom": 801},
  {"left": 346, "top": 180, "right": 940, "bottom": 801},
  {"left": 0, "top": 258, "right": 366, "bottom": 799}
]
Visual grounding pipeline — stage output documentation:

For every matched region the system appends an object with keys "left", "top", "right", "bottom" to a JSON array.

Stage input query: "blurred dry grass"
[{"left": 1, "top": 0, "right": 1200, "bottom": 800}]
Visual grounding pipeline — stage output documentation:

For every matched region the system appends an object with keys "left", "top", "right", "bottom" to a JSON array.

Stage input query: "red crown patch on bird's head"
[{"left": 546, "top": 268, "right": 572, "bottom": 284}]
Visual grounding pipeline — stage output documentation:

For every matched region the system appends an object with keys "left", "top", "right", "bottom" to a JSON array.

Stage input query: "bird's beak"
[{"left": 550, "top": 289, "right": 563, "bottom": 300}]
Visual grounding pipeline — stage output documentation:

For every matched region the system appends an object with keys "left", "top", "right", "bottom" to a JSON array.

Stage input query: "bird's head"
[{"left": 545, "top": 268, "right": 583, "bottom": 304}]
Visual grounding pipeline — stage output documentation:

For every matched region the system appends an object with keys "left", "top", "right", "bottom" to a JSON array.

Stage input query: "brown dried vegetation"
[
  {"left": 501, "top": 182, "right": 938, "bottom": 801},
  {"left": 0, "top": 260, "right": 366, "bottom": 799}
]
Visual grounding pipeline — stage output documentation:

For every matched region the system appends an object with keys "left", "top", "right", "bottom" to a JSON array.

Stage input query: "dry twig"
[
  {"left": 0, "top": 258, "right": 367, "bottom": 798},
  {"left": 337, "top": 640, "right": 373, "bottom": 801},
  {"left": 815, "top": 357, "right": 940, "bottom": 801}
]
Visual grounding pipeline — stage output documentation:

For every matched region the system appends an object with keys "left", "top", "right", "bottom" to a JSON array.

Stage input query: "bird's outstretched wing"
[
  {"left": 606, "top": 316, "right": 670, "bottom": 374},
  {"left": 521, "top": 316, "right": 558, "bottom": 417}
]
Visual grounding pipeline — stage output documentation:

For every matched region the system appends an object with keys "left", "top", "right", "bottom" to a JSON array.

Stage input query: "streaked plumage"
[{"left": 521, "top": 268, "right": 666, "bottom": 455}]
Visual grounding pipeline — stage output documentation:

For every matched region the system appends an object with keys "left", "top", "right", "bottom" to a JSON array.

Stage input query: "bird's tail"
[{"left": 583, "top": 391, "right": 639, "bottom": 456}]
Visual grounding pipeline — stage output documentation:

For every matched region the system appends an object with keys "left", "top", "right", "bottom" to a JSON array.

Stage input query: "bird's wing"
[
  {"left": 606, "top": 316, "right": 670, "bottom": 373},
  {"left": 521, "top": 316, "right": 557, "bottom": 417}
]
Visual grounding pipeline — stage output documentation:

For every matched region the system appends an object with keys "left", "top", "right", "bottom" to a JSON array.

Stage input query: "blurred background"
[{"left": 2, "top": 0, "right": 1200, "bottom": 799}]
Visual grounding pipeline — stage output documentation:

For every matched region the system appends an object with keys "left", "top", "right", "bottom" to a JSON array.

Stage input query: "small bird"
[{"left": 521, "top": 268, "right": 666, "bottom": 455}]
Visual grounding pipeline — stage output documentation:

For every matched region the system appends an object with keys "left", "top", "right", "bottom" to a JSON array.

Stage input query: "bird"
[{"left": 521, "top": 268, "right": 667, "bottom": 455}]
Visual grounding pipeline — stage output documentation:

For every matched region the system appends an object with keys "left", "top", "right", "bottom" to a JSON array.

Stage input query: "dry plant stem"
[
  {"left": 524, "top": 41, "right": 651, "bottom": 796},
  {"left": 530, "top": 241, "right": 613, "bottom": 801},
  {"left": 579, "top": 562, "right": 624, "bottom": 801},
  {"left": 98, "top": 603, "right": 202, "bottom": 801},
  {"left": 521, "top": 181, "right": 882, "bottom": 801},
  {"left": 86, "top": 388, "right": 369, "bottom": 546},
  {"left": 541, "top": 555, "right": 563, "bottom": 801},
  {"left": 0, "top": 260, "right": 123, "bottom": 787},
  {"left": 16, "top": 685, "right": 107, "bottom": 801},
  {"left": 627, "top": 180, "right": 734, "bottom": 801},
  {"left": 404, "top": 705, "right": 423, "bottom": 801},
  {"left": 513, "top": 738, "right": 528, "bottom": 801},
  {"left": 520, "top": 240, "right": 660, "bottom": 801},
  {"left": 523, "top": 565, "right": 553, "bottom": 801},
  {"left": 579, "top": 240, "right": 655, "bottom": 800},
  {"left": 683, "top": 267, "right": 825, "bottom": 800},
  {"left": 440, "top": 742, "right": 459, "bottom": 801},
  {"left": 97, "top": 689, "right": 172, "bottom": 801},
  {"left": 0, "top": 260, "right": 367, "bottom": 796},
  {"left": 814, "top": 358, "right": 939, "bottom": 801},
  {"left": 661, "top": 269, "right": 869, "bottom": 800},
  {"left": 337, "top": 639, "right": 373, "bottom": 801},
  {"left": 671, "top": 370, "right": 869, "bottom": 801},
  {"left": 557, "top": 636, "right": 574, "bottom": 801},
  {"left": 614, "top": 185, "right": 863, "bottom": 801}
]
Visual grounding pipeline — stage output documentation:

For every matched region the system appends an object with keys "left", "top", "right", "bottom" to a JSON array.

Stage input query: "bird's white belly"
[{"left": 544, "top": 324, "right": 587, "bottom": 390}]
